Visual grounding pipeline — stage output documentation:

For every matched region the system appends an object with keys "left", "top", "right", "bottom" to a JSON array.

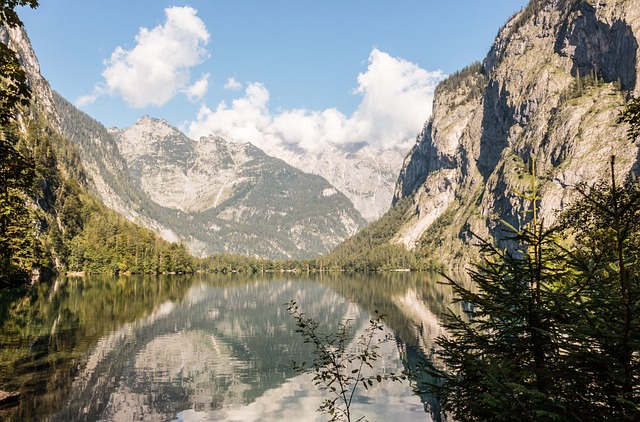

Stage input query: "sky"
[{"left": 18, "top": 1, "right": 529, "bottom": 151}]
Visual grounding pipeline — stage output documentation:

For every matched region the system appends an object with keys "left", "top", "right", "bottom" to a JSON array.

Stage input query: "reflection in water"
[{"left": 0, "top": 272, "right": 467, "bottom": 421}]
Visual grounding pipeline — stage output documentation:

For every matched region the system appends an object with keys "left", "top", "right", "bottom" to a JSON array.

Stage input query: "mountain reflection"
[{"left": 0, "top": 272, "right": 466, "bottom": 422}]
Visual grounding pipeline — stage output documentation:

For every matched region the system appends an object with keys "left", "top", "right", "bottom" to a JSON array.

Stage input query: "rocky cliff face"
[
  {"left": 257, "top": 142, "right": 405, "bottom": 222},
  {"left": 5, "top": 22, "right": 366, "bottom": 260},
  {"left": 393, "top": 0, "right": 640, "bottom": 268},
  {"left": 107, "top": 117, "right": 366, "bottom": 258},
  {"left": 0, "top": 24, "right": 56, "bottom": 124}
]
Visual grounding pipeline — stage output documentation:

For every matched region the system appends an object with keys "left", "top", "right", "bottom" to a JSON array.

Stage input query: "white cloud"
[
  {"left": 351, "top": 48, "right": 445, "bottom": 147},
  {"left": 75, "top": 93, "right": 99, "bottom": 107},
  {"left": 223, "top": 77, "right": 242, "bottom": 91},
  {"left": 184, "top": 73, "right": 210, "bottom": 102},
  {"left": 78, "top": 6, "right": 210, "bottom": 108},
  {"left": 193, "top": 82, "right": 272, "bottom": 144},
  {"left": 187, "top": 49, "right": 444, "bottom": 151}
]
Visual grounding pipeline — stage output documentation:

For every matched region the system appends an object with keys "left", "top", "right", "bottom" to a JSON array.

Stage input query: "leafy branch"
[{"left": 285, "top": 301, "right": 405, "bottom": 422}]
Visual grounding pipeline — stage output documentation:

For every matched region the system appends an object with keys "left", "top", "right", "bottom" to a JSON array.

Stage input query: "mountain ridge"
[
  {"left": 3, "top": 21, "right": 369, "bottom": 261},
  {"left": 105, "top": 116, "right": 367, "bottom": 258},
  {"left": 253, "top": 140, "right": 406, "bottom": 222},
  {"left": 384, "top": 0, "right": 640, "bottom": 268}
]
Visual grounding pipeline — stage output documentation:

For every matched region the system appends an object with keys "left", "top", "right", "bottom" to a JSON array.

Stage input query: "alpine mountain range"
[{"left": 3, "top": 0, "right": 640, "bottom": 266}]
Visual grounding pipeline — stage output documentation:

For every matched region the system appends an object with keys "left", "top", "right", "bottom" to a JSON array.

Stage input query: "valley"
[{"left": 2, "top": 0, "right": 640, "bottom": 421}]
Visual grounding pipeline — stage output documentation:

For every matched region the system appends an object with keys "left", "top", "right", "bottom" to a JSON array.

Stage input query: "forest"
[
  {"left": 1, "top": 1, "right": 639, "bottom": 419},
  {"left": 0, "top": 1, "right": 194, "bottom": 284}
]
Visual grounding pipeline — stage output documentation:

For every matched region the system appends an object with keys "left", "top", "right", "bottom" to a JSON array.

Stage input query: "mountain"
[
  {"left": 1, "top": 12, "right": 365, "bottom": 278},
  {"left": 0, "top": 23, "right": 195, "bottom": 281},
  {"left": 255, "top": 142, "right": 405, "bottom": 222},
  {"left": 366, "top": 0, "right": 640, "bottom": 269},
  {"left": 104, "top": 117, "right": 366, "bottom": 259},
  {"left": 2, "top": 6, "right": 400, "bottom": 263}
]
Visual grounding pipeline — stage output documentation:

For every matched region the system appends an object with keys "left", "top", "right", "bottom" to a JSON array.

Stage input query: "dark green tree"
[
  {"left": 420, "top": 159, "right": 586, "bottom": 421},
  {"left": 424, "top": 194, "right": 577, "bottom": 420},
  {"left": 0, "top": 0, "right": 38, "bottom": 125},
  {"left": 618, "top": 97, "right": 640, "bottom": 142},
  {"left": 422, "top": 155, "right": 640, "bottom": 421},
  {"left": 0, "top": 0, "right": 40, "bottom": 284},
  {"left": 559, "top": 156, "right": 640, "bottom": 419}
]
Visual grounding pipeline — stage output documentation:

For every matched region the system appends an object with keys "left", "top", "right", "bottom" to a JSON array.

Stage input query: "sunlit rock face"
[
  {"left": 111, "top": 117, "right": 253, "bottom": 213},
  {"left": 107, "top": 117, "right": 366, "bottom": 258},
  {"left": 2, "top": 25, "right": 367, "bottom": 259},
  {"left": 257, "top": 141, "right": 406, "bottom": 222},
  {"left": 392, "top": 0, "right": 640, "bottom": 268}
]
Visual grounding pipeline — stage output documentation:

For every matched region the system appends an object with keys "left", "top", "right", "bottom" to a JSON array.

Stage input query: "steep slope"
[
  {"left": 2, "top": 15, "right": 363, "bottom": 274},
  {"left": 256, "top": 142, "right": 405, "bottom": 222},
  {"left": 0, "top": 23, "right": 194, "bottom": 280},
  {"left": 390, "top": 0, "right": 640, "bottom": 268},
  {"left": 106, "top": 117, "right": 366, "bottom": 259}
]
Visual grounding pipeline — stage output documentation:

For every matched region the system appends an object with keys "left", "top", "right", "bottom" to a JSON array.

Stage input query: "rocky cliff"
[
  {"left": 107, "top": 116, "right": 366, "bottom": 258},
  {"left": 392, "top": 0, "right": 640, "bottom": 268},
  {"left": 256, "top": 142, "right": 405, "bottom": 222},
  {"left": 5, "top": 22, "right": 366, "bottom": 260},
  {"left": 0, "top": 24, "right": 55, "bottom": 124}
]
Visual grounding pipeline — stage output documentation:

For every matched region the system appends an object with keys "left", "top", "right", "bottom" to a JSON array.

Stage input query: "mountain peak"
[
  {"left": 111, "top": 115, "right": 194, "bottom": 166},
  {"left": 108, "top": 121, "right": 366, "bottom": 257},
  {"left": 131, "top": 115, "right": 180, "bottom": 135},
  {"left": 390, "top": 0, "right": 640, "bottom": 268},
  {"left": 136, "top": 115, "right": 169, "bottom": 125}
]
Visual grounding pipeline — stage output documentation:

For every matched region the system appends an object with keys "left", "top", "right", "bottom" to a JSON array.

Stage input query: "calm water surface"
[{"left": 0, "top": 272, "right": 465, "bottom": 422}]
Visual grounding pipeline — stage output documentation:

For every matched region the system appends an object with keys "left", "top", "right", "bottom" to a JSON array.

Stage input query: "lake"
[{"left": 0, "top": 272, "right": 466, "bottom": 422}]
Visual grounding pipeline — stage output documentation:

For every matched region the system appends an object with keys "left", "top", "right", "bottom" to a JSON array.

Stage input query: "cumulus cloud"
[
  {"left": 193, "top": 82, "right": 271, "bottom": 144},
  {"left": 75, "top": 92, "right": 101, "bottom": 107},
  {"left": 351, "top": 48, "right": 445, "bottom": 146},
  {"left": 184, "top": 73, "right": 210, "bottom": 102},
  {"left": 187, "top": 49, "right": 444, "bottom": 151},
  {"left": 77, "top": 6, "right": 210, "bottom": 108},
  {"left": 223, "top": 77, "right": 242, "bottom": 91}
]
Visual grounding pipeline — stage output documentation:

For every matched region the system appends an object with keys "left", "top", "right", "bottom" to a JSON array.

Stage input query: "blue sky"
[{"left": 19, "top": 1, "right": 529, "bottom": 150}]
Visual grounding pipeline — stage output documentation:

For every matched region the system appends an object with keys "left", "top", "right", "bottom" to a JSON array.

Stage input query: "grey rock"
[{"left": 392, "top": 0, "right": 640, "bottom": 268}]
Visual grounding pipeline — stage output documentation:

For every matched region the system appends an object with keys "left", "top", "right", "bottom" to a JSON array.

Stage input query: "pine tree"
[
  {"left": 559, "top": 156, "right": 640, "bottom": 419},
  {"left": 421, "top": 156, "right": 640, "bottom": 421},
  {"left": 618, "top": 97, "right": 640, "bottom": 142},
  {"left": 422, "top": 158, "right": 579, "bottom": 421},
  {"left": 0, "top": 0, "right": 40, "bottom": 283}
]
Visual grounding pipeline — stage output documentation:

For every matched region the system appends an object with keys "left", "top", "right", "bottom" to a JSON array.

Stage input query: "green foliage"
[
  {"left": 422, "top": 157, "right": 640, "bottom": 421},
  {"left": 559, "top": 68, "right": 614, "bottom": 104},
  {"left": 64, "top": 198, "right": 195, "bottom": 275},
  {"left": 286, "top": 301, "right": 405, "bottom": 421},
  {"left": 0, "top": 42, "right": 30, "bottom": 126},
  {"left": 0, "top": 128, "right": 41, "bottom": 284},
  {"left": 618, "top": 97, "right": 640, "bottom": 142},
  {"left": 203, "top": 253, "right": 272, "bottom": 273},
  {"left": 0, "top": 0, "right": 38, "bottom": 126},
  {"left": 434, "top": 61, "right": 487, "bottom": 107},
  {"left": 558, "top": 157, "right": 640, "bottom": 418},
  {"left": 416, "top": 202, "right": 459, "bottom": 269},
  {"left": 324, "top": 197, "right": 418, "bottom": 271},
  {"left": 424, "top": 219, "right": 576, "bottom": 420},
  {"left": 0, "top": 0, "right": 41, "bottom": 284},
  {"left": 0, "top": 1, "right": 38, "bottom": 29}
]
